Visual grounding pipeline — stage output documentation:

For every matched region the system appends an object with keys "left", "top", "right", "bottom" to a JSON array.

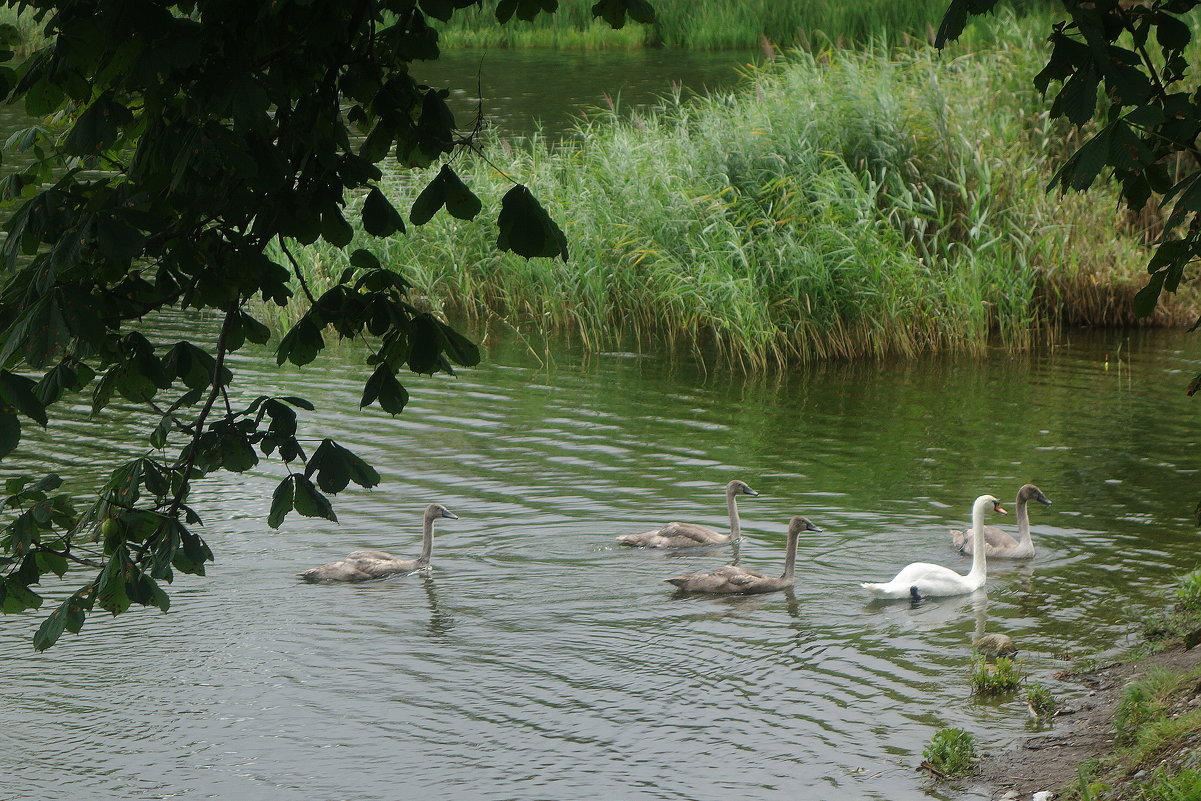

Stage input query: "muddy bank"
[{"left": 965, "top": 646, "right": 1201, "bottom": 800}]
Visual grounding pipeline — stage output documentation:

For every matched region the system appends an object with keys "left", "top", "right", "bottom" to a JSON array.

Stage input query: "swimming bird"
[
  {"left": 617, "top": 479, "right": 759, "bottom": 548},
  {"left": 298, "top": 503, "right": 459, "bottom": 582},
  {"left": 861, "top": 494, "right": 1006, "bottom": 600},
  {"left": 952, "top": 483, "right": 1051, "bottom": 558},
  {"left": 973, "top": 632, "right": 1018, "bottom": 660},
  {"left": 663, "top": 515, "right": 822, "bottom": 594}
]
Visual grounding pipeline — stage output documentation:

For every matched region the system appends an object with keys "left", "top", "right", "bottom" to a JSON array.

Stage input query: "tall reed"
[{"left": 284, "top": 23, "right": 1183, "bottom": 367}]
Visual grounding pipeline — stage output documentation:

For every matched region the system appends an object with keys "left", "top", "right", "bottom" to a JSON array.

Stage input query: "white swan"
[
  {"left": 952, "top": 483, "right": 1051, "bottom": 558},
  {"left": 663, "top": 515, "right": 822, "bottom": 594},
  {"left": 861, "top": 495, "right": 1006, "bottom": 600},
  {"left": 616, "top": 479, "right": 758, "bottom": 548},
  {"left": 298, "top": 503, "right": 458, "bottom": 582}
]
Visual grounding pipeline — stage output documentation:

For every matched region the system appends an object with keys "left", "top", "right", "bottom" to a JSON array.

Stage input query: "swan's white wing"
[
  {"left": 862, "top": 561, "right": 974, "bottom": 598},
  {"left": 889, "top": 562, "right": 960, "bottom": 584}
]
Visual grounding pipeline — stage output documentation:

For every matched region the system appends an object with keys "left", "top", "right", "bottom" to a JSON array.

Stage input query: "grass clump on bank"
[
  {"left": 1026, "top": 682, "right": 1059, "bottom": 721},
  {"left": 970, "top": 655, "right": 1024, "bottom": 696},
  {"left": 922, "top": 727, "right": 978, "bottom": 778},
  {"left": 1055, "top": 569, "right": 1201, "bottom": 801},
  {"left": 1139, "top": 567, "right": 1201, "bottom": 652},
  {"left": 1069, "top": 665, "right": 1201, "bottom": 801},
  {"left": 284, "top": 22, "right": 1181, "bottom": 367}
]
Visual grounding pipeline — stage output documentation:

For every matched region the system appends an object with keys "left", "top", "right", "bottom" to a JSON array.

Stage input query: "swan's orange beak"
[{"left": 993, "top": 502, "right": 1008, "bottom": 515}]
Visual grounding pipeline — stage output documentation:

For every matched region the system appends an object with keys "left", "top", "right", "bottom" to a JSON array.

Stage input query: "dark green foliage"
[
  {"left": 591, "top": 0, "right": 656, "bottom": 29},
  {"left": 410, "top": 164, "right": 482, "bottom": 225},
  {"left": 0, "top": 0, "right": 651, "bottom": 648},
  {"left": 497, "top": 184, "right": 569, "bottom": 260},
  {"left": 941, "top": 0, "right": 1201, "bottom": 391}
]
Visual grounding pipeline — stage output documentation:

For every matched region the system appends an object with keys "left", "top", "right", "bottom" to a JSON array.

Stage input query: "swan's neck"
[
  {"left": 966, "top": 501, "right": 988, "bottom": 586},
  {"left": 1015, "top": 497, "right": 1032, "bottom": 548},
  {"left": 781, "top": 528, "right": 800, "bottom": 582},
  {"left": 418, "top": 514, "right": 436, "bottom": 564},
  {"left": 726, "top": 491, "right": 741, "bottom": 539}
]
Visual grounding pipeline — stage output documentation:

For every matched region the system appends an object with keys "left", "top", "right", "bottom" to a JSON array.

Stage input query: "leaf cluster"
[{"left": 0, "top": 0, "right": 653, "bottom": 648}]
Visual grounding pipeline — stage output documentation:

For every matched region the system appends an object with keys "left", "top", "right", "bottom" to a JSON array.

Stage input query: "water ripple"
[{"left": 4, "top": 328, "right": 1200, "bottom": 799}]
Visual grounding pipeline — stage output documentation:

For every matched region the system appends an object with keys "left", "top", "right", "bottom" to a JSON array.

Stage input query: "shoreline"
[{"left": 965, "top": 645, "right": 1201, "bottom": 799}]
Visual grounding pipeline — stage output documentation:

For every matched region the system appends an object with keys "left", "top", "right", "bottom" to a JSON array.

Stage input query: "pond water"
[
  {"left": 2, "top": 315, "right": 1200, "bottom": 801},
  {"left": 428, "top": 48, "right": 760, "bottom": 139}
]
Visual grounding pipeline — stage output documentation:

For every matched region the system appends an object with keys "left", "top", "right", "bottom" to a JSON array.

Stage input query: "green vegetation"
[
  {"left": 922, "top": 727, "right": 978, "bottom": 777},
  {"left": 969, "top": 655, "right": 1024, "bottom": 696},
  {"left": 1137, "top": 767, "right": 1201, "bottom": 801},
  {"left": 1138, "top": 567, "right": 1201, "bottom": 652},
  {"left": 1176, "top": 568, "right": 1201, "bottom": 612},
  {"left": 285, "top": 21, "right": 1175, "bottom": 366},
  {"left": 943, "top": 0, "right": 1201, "bottom": 418},
  {"left": 1054, "top": 571, "right": 1201, "bottom": 801},
  {"left": 1026, "top": 682, "right": 1058, "bottom": 720},
  {"left": 436, "top": 0, "right": 1053, "bottom": 50},
  {"left": 1066, "top": 666, "right": 1201, "bottom": 800}
]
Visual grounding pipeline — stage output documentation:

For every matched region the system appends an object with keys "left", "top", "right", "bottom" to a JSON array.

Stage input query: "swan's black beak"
[
  {"left": 806, "top": 522, "right": 822, "bottom": 532},
  {"left": 745, "top": 488, "right": 759, "bottom": 497},
  {"left": 442, "top": 510, "right": 459, "bottom": 520},
  {"left": 992, "top": 502, "right": 1008, "bottom": 515},
  {"left": 1036, "top": 492, "right": 1052, "bottom": 506}
]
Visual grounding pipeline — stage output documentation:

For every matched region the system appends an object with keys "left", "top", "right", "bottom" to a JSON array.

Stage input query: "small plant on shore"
[
  {"left": 1114, "top": 672, "right": 1167, "bottom": 746},
  {"left": 1026, "top": 682, "right": 1058, "bottom": 720},
  {"left": 1071, "top": 761, "right": 1108, "bottom": 801},
  {"left": 921, "top": 727, "right": 977, "bottom": 777},
  {"left": 969, "top": 655, "right": 1023, "bottom": 696},
  {"left": 1139, "top": 570, "right": 1201, "bottom": 650},
  {"left": 1138, "top": 766, "right": 1201, "bottom": 800},
  {"left": 1175, "top": 568, "right": 1201, "bottom": 612}
]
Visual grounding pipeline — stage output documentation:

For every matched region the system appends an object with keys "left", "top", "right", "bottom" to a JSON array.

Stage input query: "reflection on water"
[{"left": 3, "top": 322, "right": 1201, "bottom": 800}]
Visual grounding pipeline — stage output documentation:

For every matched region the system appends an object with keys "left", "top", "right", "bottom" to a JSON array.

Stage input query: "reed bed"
[
  {"left": 283, "top": 26, "right": 1189, "bottom": 368},
  {"left": 434, "top": 0, "right": 1055, "bottom": 51}
]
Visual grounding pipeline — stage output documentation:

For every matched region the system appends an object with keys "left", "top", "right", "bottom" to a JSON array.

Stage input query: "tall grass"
[
  {"left": 284, "top": 23, "right": 1188, "bottom": 367},
  {"left": 434, "top": 0, "right": 1056, "bottom": 50}
]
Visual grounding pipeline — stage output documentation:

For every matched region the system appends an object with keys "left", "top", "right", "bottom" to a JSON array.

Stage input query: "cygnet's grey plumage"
[
  {"left": 663, "top": 515, "right": 821, "bottom": 594},
  {"left": 973, "top": 632, "right": 1018, "bottom": 660},
  {"left": 617, "top": 479, "right": 759, "bottom": 548},
  {"left": 298, "top": 503, "right": 458, "bottom": 582},
  {"left": 952, "top": 484, "right": 1051, "bottom": 559}
]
